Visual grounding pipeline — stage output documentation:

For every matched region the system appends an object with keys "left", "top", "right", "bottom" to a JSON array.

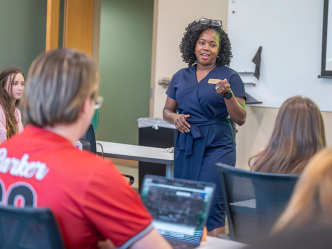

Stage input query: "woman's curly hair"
[{"left": 180, "top": 19, "right": 232, "bottom": 67}]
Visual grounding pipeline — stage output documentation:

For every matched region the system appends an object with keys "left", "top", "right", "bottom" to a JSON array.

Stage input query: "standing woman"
[
  {"left": 0, "top": 67, "right": 25, "bottom": 142},
  {"left": 163, "top": 19, "right": 246, "bottom": 236}
]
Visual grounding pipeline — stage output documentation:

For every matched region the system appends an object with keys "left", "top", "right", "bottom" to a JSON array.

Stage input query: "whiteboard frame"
[{"left": 321, "top": 0, "right": 332, "bottom": 77}]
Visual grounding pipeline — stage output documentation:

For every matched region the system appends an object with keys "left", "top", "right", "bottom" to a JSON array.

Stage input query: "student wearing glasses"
[
  {"left": 0, "top": 49, "right": 171, "bottom": 249},
  {"left": 0, "top": 67, "right": 25, "bottom": 142},
  {"left": 163, "top": 18, "right": 247, "bottom": 236}
]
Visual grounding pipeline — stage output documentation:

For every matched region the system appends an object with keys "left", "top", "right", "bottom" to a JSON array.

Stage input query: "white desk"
[
  {"left": 96, "top": 141, "right": 174, "bottom": 178},
  {"left": 198, "top": 237, "right": 246, "bottom": 249}
]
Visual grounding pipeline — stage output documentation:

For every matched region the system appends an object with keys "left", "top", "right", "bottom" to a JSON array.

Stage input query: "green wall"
[
  {"left": 0, "top": 0, "right": 47, "bottom": 75},
  {"left": 97, "top": 0, "right": 154, "bottom": 145}
]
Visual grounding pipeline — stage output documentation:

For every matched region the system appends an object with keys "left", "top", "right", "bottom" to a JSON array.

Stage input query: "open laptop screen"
[{"left": 141, "top": 175, "right": 215, "bottom": 245}]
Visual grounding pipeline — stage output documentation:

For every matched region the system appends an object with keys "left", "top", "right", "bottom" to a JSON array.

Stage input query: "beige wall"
[
  {"left": 151, "top": 0, "right": 332, "bottom": 171},
  {"left": 151, "top": 0, "right": 229, "bottom": 118},
  {"left": 236, "top": 107, "right": 332, "bottom": 170}
]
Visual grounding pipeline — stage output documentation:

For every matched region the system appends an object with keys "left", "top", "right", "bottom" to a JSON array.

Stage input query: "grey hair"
[{"left": 21, "top": 48, "right": 99, "bottom": 127}]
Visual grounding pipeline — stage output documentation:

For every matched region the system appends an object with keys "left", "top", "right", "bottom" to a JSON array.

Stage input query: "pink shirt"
[{"left": 0, "top": 105, "right": 24, "bottom": 142}]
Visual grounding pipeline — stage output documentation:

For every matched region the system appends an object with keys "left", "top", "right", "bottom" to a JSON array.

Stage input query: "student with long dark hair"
[
  {"left": 0, "top": 67, "right": 25, "bottom": 142},
  {"left": 249, "top": 96, "right": 326, "bottom": 174}
]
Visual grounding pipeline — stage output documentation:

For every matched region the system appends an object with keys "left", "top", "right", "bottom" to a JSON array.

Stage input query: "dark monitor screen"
[
  {"left": 321, "top": 0, "right": 332, "bottom": 76},
  {"left": 79, "top": 124, "right": 96, "bottom": 153}
]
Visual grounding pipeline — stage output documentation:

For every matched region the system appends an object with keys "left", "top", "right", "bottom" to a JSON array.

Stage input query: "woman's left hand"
[{"left": 215, "top": 79, "right": 231, "bottom": 95}]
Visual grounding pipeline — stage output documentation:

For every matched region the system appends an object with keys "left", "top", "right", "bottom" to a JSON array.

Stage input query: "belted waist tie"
[{"left": 178, "top": 116, "right": 228, "bottom": 157}]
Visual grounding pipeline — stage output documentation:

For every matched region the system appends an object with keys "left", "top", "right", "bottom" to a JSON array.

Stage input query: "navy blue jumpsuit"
[{"left": 166, "top": 65, "right": 246, "bottom": 230}]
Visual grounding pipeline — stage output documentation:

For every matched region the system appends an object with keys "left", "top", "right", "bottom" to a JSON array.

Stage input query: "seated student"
[
  {"left": 249, "top": 96, "right": 326, "bottom": 174},
  {"left": 0, "top": 49, "right": 171, "bottom": 249},
  {"left": 271, "top": 147, "right": 332, "bottom": 233},
  {"left": 247, "top": 226, "right": 332, "bottom": 249},
  {"left": 0, "top": 67, "right": 25, "bottom": 142}
]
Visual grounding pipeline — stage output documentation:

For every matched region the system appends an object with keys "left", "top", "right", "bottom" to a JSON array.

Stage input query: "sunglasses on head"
[{"left": 199, "top": 18, "right": 223, "bottom": 28}]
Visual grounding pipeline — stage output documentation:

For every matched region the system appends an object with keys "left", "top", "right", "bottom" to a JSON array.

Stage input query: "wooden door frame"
[
  {"left": 46, "top": 0, "right": 101, "bottom": 62},
  {"left": 46, "top": 0, "right": 60, "bottom": 52}
]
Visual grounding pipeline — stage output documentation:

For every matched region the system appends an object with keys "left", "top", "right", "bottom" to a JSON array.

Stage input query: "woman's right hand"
[
  {"left": 163, "top": 97, "right": 190, "bottom": 133},
  {"left": 173, "top": 114, "right": 191, "bottom": 133}
]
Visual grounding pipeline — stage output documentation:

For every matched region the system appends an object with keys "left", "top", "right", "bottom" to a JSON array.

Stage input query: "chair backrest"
[
  {"left": 80, "top": 124, "right": 96, "bottom": 153},
  {"left": 0, "top": 205, "right": 65, "bottom": 249},
  {"left": 217, "top": 163, "right": 299, "bottom": 244}
]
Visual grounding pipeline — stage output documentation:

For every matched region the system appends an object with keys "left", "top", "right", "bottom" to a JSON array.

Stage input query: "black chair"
[
  {"left": 0, "top": 205, "right": 65, "bottom": 249},
  {"left": 80, "top": 124, "right": 97, "bottom": 153},
  {"left": 80, "top": 124, "right": 135, "bottom": 185},
  {"left": 216, "top": 163, "right": 299, "bottom": 244}
]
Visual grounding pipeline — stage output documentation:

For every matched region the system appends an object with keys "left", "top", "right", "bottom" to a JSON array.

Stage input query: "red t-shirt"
[{"left": 0, "top": 125, "right": 153, "bottom": 249}]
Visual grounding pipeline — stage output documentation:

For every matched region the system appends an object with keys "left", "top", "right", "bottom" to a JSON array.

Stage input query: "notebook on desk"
[{"left": 141, "top": 175, "right": 215, "bottom": 249}]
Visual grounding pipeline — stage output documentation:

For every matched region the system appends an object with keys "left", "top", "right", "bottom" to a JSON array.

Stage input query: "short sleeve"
[
  {"left": 0, "top": 105, "right": 7, "bottom": 143},
  {"left": 0, "top": 122, "right": 7, "bottom": 143},
  {"left": 166, "top": 76, "right": 176, "bottom": 100},
  {"left": 16, "top": 108, "right": 24, "bottom": 133},
  {"left": 83, "top": 161, "right": 153, "bottom": 248},
  {"left": 230, "top": 74, "right": 246, "bottom": 101}
]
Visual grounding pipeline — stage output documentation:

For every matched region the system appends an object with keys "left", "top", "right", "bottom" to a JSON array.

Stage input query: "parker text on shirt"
[{"left": 0, "top": 148, "right": 49, "bottom": 180}]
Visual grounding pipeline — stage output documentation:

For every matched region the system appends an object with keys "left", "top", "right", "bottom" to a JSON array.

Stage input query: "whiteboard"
[{"left": 227, "top": 0, "right": 332, "bottom": 112}]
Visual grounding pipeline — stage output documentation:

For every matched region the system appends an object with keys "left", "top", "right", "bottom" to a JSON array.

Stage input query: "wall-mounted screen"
[{"left": 322, "top": 0, "right": 332, "bottom": 76}]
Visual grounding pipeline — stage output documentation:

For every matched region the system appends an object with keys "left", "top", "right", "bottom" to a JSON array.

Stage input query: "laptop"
[{"left": 141, "top": 175, "right": 215, "bottom": 249}]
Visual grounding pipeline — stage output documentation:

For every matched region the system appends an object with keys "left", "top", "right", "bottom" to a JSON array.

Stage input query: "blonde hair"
[
  {"left": 272, "top": 147, "right": 332, "bottom": 233},
  {"left": 250, "top": 96, "right": 326, "bottom": 174},
  {"left": 21, "top": 48, "right": 99, "bottom": 127}
]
